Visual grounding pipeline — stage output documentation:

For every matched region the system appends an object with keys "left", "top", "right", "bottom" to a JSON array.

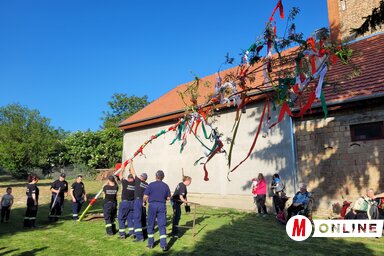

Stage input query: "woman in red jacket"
[{"left": 255, "top": 173, "right": 267, "bottom": 216}]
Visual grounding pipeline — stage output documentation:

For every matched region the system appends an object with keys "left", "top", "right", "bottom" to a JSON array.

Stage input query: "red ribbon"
[
  {"left": 269, "top": 91, "right": 316, "bottom": 128},
  {"left": 269, "top": 0, "right": 284, "bottom": 20},
  {"left": 307, "top": 37, "right": 317, "bottom": 74},
  {"left": 230, "top": 99, "right": 268, "bottom": 173},
  {"left": 203, "top": 139, "right": 224, "bottom": 181},
  {"left": 269, "top": 101, "right": 293, "bottom": 128}
]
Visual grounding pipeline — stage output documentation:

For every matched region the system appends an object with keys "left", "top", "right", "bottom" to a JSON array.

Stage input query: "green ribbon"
[
  {"left": 201, "top": 122, "right": 211, "bottom": 140},
  {"left": 227, "top": 113, "right": 242, "bottom": 168},
  {"left": 170, "top": 119, "right": 186, "bottom": 145},
  {"left": 320, "top": 90, "right": 328, "bottom": 118}
]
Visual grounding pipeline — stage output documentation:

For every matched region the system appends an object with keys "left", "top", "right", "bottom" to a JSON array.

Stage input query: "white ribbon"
[{"left": 315, "top": 65, "right": 328, "bottom": 99}]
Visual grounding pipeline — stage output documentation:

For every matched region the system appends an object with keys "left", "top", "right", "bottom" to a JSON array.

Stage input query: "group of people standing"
[
  {"left": 251, "top": 173, "right": 310, "bottom": 221},
  {"left": 251, "top": 173, "right": 286, "bottom": 216},
  {"left": 21, "top": 161, "right": 192, "bottom": 251},
  {"left": 101, "top": 161, "right": 192, "bottom": 251},
  {"left": 24, "top": 173, "right": 87, "bottom": 227}
]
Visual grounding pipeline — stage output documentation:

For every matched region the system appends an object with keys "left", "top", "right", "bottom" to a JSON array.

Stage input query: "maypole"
[{"left": 77, "top": 120, "right": 182, "bottom": 222}]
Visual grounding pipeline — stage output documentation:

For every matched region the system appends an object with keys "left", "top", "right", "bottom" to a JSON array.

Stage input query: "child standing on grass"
[{"left": 1, "top": 187, "right": 14, "bottom": 223}]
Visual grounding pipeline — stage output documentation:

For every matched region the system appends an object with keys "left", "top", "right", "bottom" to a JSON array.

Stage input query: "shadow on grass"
[
  {"left": 0, "top": 200, "right": 73, "bottom": 239},
  {"left": 152, "top": 212, "right": 380, "bottom": 256},
  {"left": 0, "top": 182, "right": 53, "bottom": 188},
  {"left": 0, "top": 180, "right": 104, "bottom": 238},
  {"left": 0, "top": 246, "right": 49, "bottom": 256}
]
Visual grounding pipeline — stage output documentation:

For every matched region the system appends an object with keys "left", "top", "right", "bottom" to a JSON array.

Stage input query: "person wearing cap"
[
  {"left": 171, "top": 176, "right": 192, "bottom": 238},
  {"left": 143, "top": 170, "right": 171, "bottom": 251},
  {"left": 129, "top": 161, "right": 148, "bottom": 242},
  {"left": 70, "top": 175, "right": 87, "bottom": 220},
  {"left": 103, "top": 175, "right": 119, "bottom": 235},
  {"left": 49, "top": 173, "right": 68, "bottom": 221},
  {"left": 287, "top": 183, "right": 310, "bottom": 220},
  {"left": 117, "top": 165, "right": 135, "bottom": 239}
]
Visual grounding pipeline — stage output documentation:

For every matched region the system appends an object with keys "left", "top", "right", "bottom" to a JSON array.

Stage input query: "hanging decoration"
[
  {"left": 78, "top": 120, "right": 182, "bottom": 222},
  {"left": 111, "top": 0, "right": 355, "bottom": 185}
]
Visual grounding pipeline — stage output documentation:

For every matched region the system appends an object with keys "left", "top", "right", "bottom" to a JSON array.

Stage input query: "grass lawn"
[{"left": 0, "top": 175, "right": 383, "bottom": 256}]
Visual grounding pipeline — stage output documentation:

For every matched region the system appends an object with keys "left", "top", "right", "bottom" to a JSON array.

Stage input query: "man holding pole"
[
  {"left": 49, "top": 173, "right": 68, "bottom": 221},
  {"left": 117, "top": 166, "right": 135, "bottom": 239},
  {"left": 171, "top": 176, "right": 192, "bottom": 238},
  {"left": 129, "top": 161, "right": 148, "bottom": 242}
]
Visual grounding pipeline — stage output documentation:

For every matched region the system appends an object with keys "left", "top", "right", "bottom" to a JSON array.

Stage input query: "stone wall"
[
  {"left": 295, "top": 103, "right": 384, "bottom": 215},
  {"left": 337, "top": 0, "right": 384, "bottom": 40}
]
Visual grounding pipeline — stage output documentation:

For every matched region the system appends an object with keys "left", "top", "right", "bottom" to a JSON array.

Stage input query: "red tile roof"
[{"left": 120, "top": 33, "right": 384, "bottom": 131}]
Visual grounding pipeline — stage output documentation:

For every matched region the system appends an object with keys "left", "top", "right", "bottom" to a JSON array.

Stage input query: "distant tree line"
[{"left": 0, "top": 93, "right": 149, "bottom": 178}]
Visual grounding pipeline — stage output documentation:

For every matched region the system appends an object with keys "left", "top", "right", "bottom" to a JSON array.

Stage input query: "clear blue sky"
[{"left": 0, "top": 0, "right": 328, "bottom": 132}]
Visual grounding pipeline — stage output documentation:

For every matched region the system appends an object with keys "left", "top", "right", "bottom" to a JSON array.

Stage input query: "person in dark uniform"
[
  {"left": 117, "top": 165, "right": 135, "bottom": 239},
  {"left": 129, "top": 161, "right": 148, "bottom": 242},
  {"left": 70, "top": 175, "right": 87, "bottom": 220},
  {"left": 143, "top": 170, "right": 171, "bottom": 251},
  {"left": 171, "top": 176, "right": 192, "bottom": 238},
  {"left": 103, "top": 175, "right": 119, "bottom": 235},
  {"left": 49, "top": 173, "right": 68, "bottom": 221},
  {"left": 24, "top": 175, "right": 39, "bottom": 228}
]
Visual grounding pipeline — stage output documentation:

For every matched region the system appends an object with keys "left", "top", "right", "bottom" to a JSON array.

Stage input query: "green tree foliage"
[
  {"left": 0, "top": 104, "right": 65, "bottom": 178},
  {"left": 0, "top": 94, "right": 149, "bottom": 176},
  {"left": 63, "top": 93, "right": 149, "bottom": 169},
  {"left": 101, "top": 93, "right": 149, "bottom": 128},
  {"left": 63, "top": 128, "right": 122, "bottom": 169}
]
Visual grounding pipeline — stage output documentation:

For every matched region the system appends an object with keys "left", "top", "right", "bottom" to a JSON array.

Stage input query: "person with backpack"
[{"left": 271, "top": 174, "right": 285, "bottom": 215}]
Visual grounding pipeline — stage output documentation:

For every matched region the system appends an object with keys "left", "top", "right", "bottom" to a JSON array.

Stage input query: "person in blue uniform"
[
  {"left": 103, "top": 175, "right": 119, "bottom": 235},
  {"left": 49, "top": 173, "right": 68, "bottom": 221},
  {"left": 143, "top": 170, "right": 171, "bottom": 251},
  {"left": 171, "top": 176, "right": 192, "bottom": 238},
  {"left": 24, "top": 175, "right": 39, "bottom": 228},
  {"left": 117, "top": 165, "right": 135, "bottom": 239},
  {"left": 129, "top": 161, "right": 148, "bottom": 242},
  {"left": 70, "top": 175, "right": 87, "bottom": 220}
]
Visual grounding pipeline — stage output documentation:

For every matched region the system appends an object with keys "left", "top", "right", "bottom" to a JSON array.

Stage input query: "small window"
[{"left": 350, "top": 121, "right": 384, "bottom": 141}]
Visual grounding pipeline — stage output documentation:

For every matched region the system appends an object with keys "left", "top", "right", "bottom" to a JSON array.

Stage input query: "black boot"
[
  {"left": 24, "top": 218, "right": 30, "bottom": 228},
  {"left": 112, "top": 223, "right": 117, "bottom": 234},
  {"left": 106, "top": 225, "right": 113, "bottom": 236},
  {"left": 30, "top": 219, "right": 36, "bottom": 228}
]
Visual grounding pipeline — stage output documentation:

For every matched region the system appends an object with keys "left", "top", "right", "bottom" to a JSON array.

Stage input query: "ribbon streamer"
[
  {"left": 78, "top": 120, "right": 182, "bottom": 222},
  {"left": 228, "top": 99, "right": 268, "bottom": 178}
]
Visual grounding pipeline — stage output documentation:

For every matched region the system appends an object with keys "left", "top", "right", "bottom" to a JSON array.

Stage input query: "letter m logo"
[{"left": 292, "top": 218, "right": 306, "bottom": 237}]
